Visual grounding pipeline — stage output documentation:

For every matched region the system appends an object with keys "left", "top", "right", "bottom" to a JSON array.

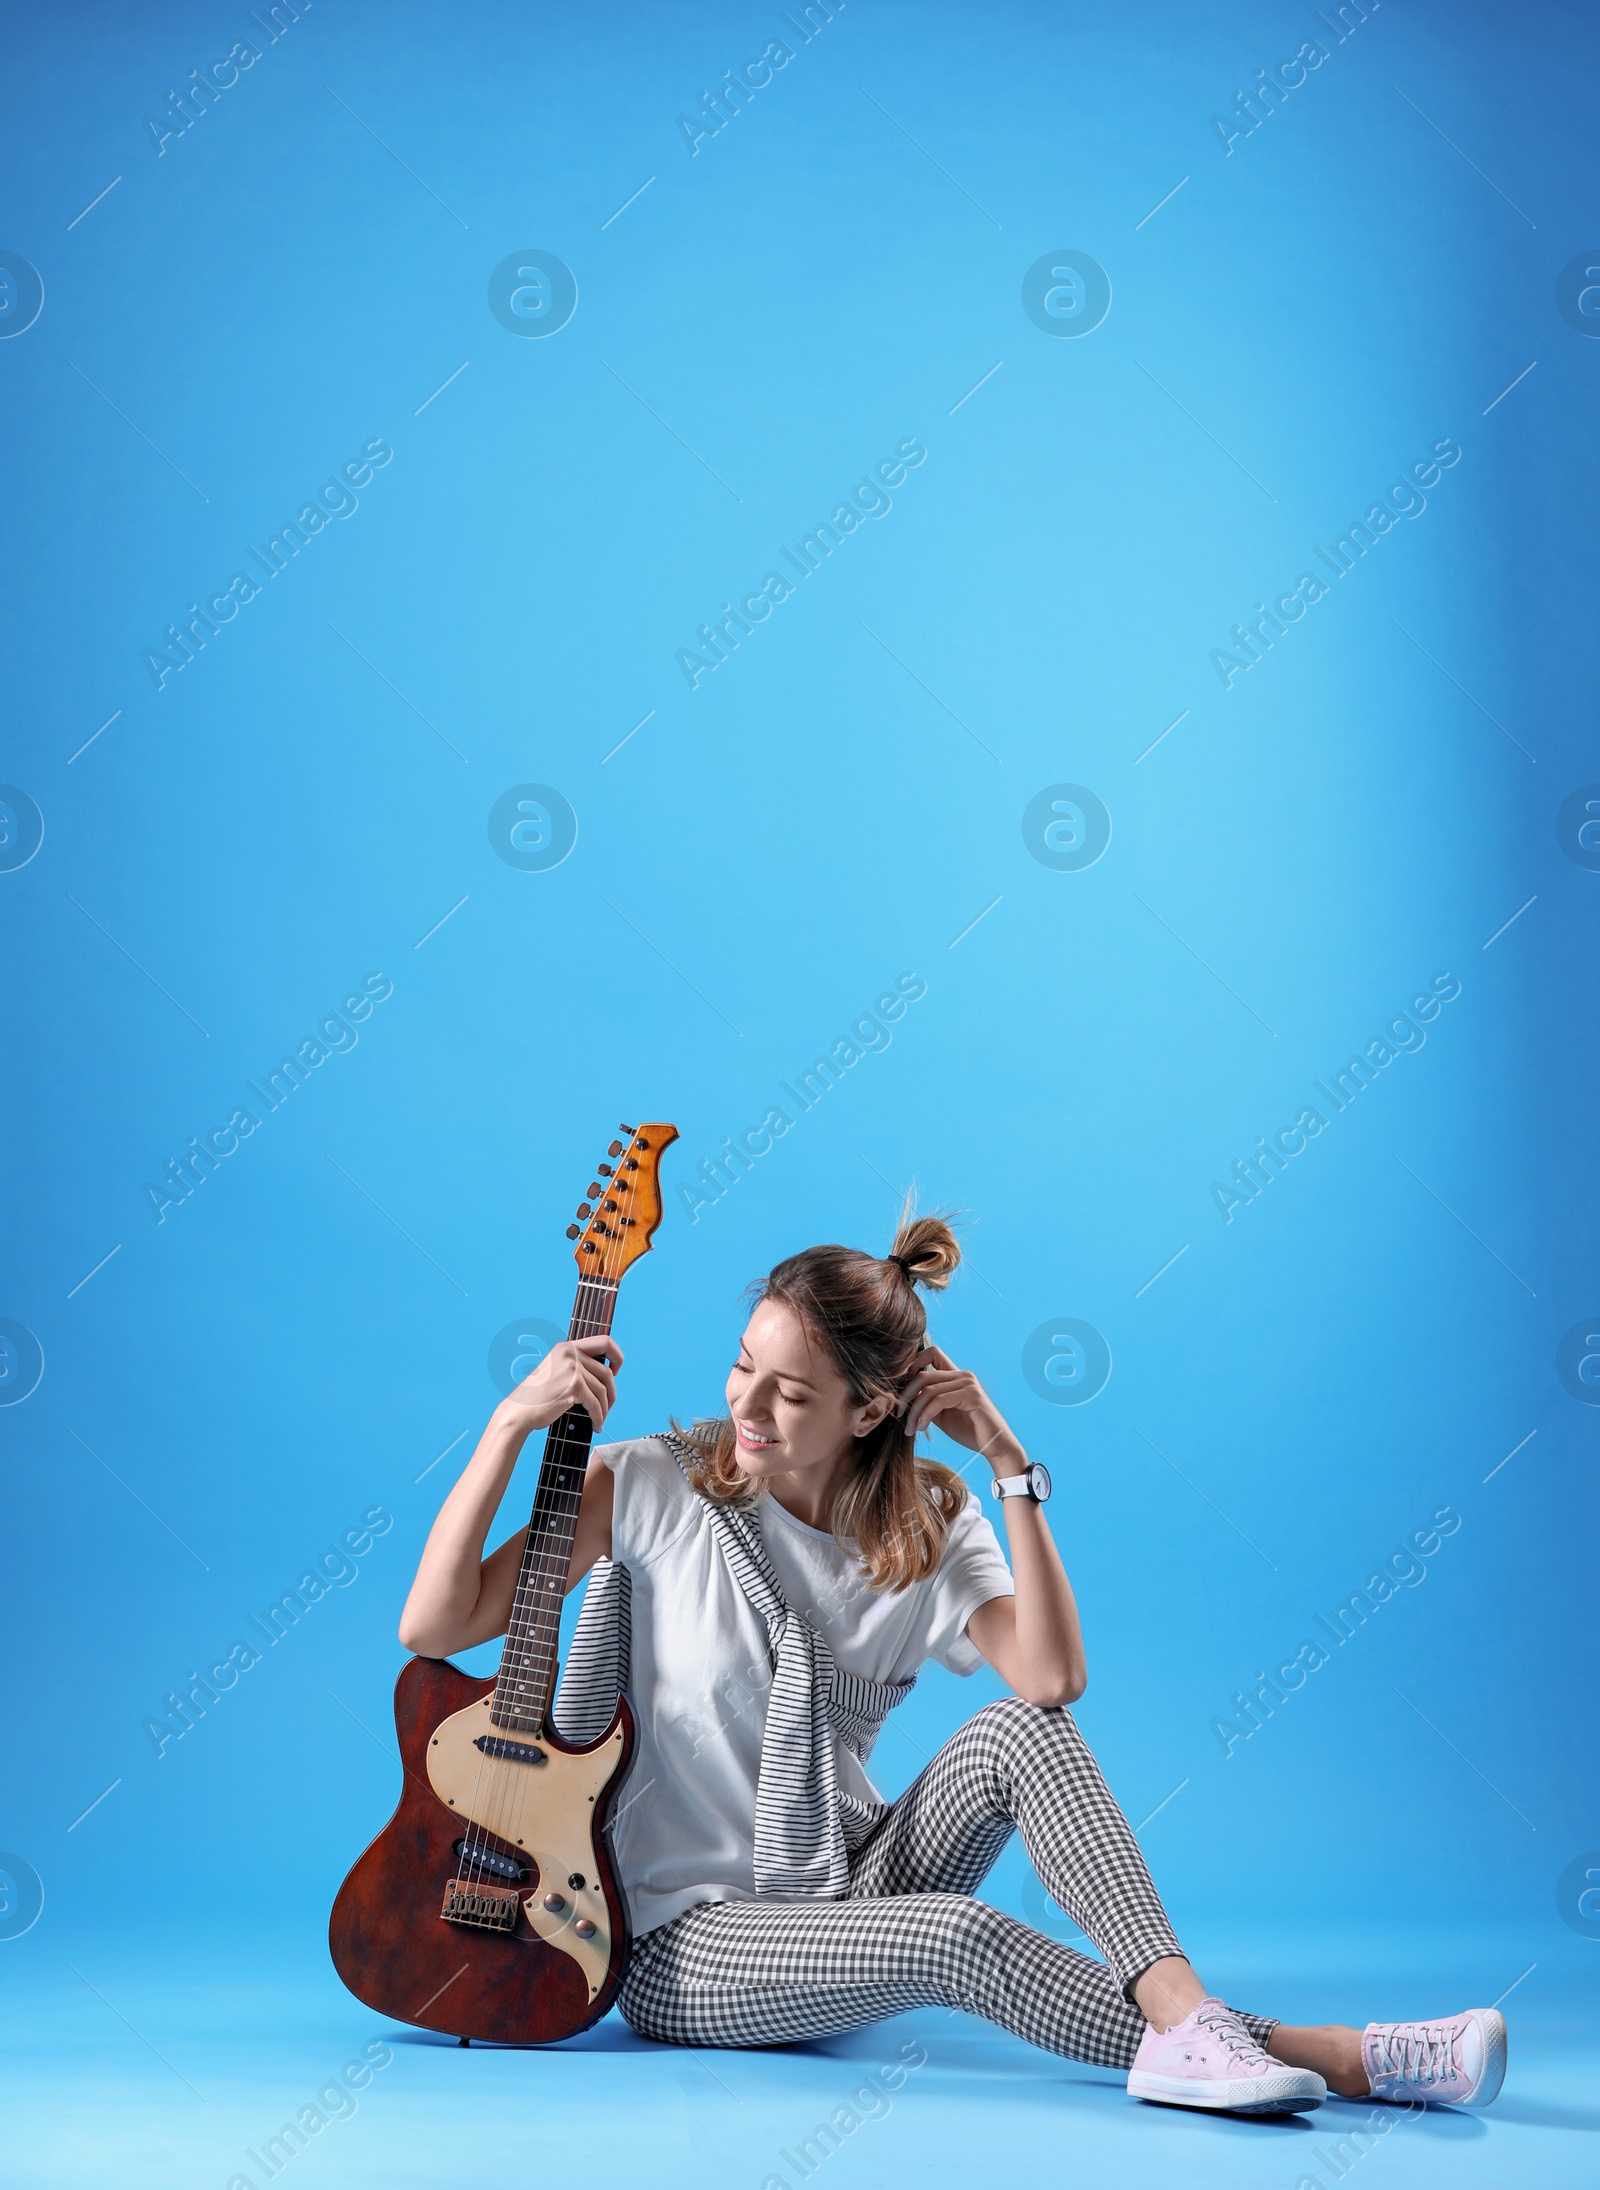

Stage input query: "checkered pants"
[{"left": 618, "top": 1698, "right": 1276, "bottom": 2069}]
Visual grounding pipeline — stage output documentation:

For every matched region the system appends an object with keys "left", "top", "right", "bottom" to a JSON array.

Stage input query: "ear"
[{"left": 851, "top": 1389, "right": 897, "bottom": 1440}]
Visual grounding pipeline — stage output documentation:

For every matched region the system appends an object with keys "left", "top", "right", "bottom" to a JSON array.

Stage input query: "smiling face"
[{"left": 725, "top": 1298, "right": 896, "bottom": 1498}]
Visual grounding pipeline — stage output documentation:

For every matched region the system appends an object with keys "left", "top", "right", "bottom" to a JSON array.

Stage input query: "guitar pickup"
[
  {"left": 473, "top": 1734, "right": 546, "bottom": 1765},
  {"left": 441, "top": 1879, "right": 521, "bottom": 1932},
  {"left": 452, "top": 1837, "right": 527, "bottom": 1883}
]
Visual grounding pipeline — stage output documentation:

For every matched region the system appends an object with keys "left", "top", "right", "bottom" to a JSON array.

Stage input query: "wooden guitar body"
[{"left": 328, "top": 1655, "right": 636, "bottom": 2043}]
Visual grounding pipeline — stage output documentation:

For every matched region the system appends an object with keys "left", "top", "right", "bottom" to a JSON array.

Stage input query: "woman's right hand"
[
  {"left": 494, "top": 1334, "right": 623, "bottom": 1440},
  {"left": 398, "top": 1334, "right": 623, "bottom": 1657}
]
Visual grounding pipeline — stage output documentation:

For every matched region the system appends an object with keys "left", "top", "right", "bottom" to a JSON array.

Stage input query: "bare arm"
[
  {"left": 964, "top": 1521, "right": 1086, "bottom": 1708},
  {"left": 397, "top": 1337, "right": 620, "bottom": 1658},
  {"left": 899, "top": 1345, "right": 1086, "bottom": 1707}
]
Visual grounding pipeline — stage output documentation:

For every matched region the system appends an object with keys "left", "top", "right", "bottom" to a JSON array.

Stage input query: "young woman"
[{"left": 399, "top": 1216, "right": 1506, "bottom": 2117}]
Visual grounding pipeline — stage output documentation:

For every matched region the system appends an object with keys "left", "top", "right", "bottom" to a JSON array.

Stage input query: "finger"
[
  {"left": 578, "top": 1363, "right": 617, "bottom": 1418},
  {"left": 904, "top": 1370, "right": 971, "bottom": 1413},
  {"left": 896, "top": 1363, "right": 967, "bottom": 1409},
  {"left": 574, "top": 1334, "right": 624, "bottom": 1372},
  {"left": 572, "top": 1365, "right": 612, "bottom": 1425},
  {"left": 907, "top": 1390, "right": 957, "bottom": 1435},
  {"left": 901, "top": 1375, "right": 936, "bottom": 1427},
  {"left": 894, "top": 1367, "right": 936, "bottom": 1413},
  {"left": 907, "top": 1381, "right": 979, "bottom": 1437},
  {"left": 546, "top": 1348, "right": 606, "bottom": 1410},
  {"left": 903, "top": 1391, "right": 938, "bottom": 1434}
]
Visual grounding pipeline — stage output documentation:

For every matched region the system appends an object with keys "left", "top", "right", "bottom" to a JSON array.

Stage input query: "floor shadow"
[
  {"left": 1490, "top": 2097, "right": 1600, "bottom": 2133},
  {"left": 1128, "top": 2098, "right": 1318, "bottom": 2135},
  {"left": 386, "top": 2023, "right": 656, "bottom": 2053},
  {"left": 1321, "top": 2095, "right": 1489, "bottom": 2142}
]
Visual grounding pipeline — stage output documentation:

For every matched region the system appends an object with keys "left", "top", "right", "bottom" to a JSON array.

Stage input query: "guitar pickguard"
[{"left": 426, "top": 1695, "right": 625, "bottom": 2001}]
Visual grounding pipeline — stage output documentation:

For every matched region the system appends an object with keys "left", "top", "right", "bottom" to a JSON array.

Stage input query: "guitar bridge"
[{"left": 441, "top": 1878, "right": 521, "bottom": 1932}]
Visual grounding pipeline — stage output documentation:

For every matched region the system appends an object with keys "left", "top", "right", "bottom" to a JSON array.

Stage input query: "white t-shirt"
[{"left": 596, "top": 1435, "right": 1016, "bottom": 1936}]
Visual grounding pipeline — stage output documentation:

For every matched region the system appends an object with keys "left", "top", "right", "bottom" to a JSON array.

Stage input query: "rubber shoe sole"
[
  {"left": 1461, "top": 2009, "right": 1507, "bottom": 2109},
  {"left": 1127, "top": 2064, "right": 1327, "bottom": 2115}
]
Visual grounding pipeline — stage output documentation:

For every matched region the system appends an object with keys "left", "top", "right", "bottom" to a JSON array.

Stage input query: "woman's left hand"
[{"left": 897, "top": 1345, "right": 1026, "bottom": 1473}]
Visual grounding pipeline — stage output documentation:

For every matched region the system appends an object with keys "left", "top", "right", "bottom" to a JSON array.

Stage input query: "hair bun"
[{"left": 886, "top": 1206, "right": 960, "bottom": 1292}]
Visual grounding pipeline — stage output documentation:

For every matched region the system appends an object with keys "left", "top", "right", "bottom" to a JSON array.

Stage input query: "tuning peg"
[
  {"left": 565, "top": 1224, "right": 581, "bottom": 1239},
  {"left": 587, "top": 1181, "right": 602, "bottom": 1197},
  {"left": 607, "top": 1140, "right": 625, "bottom": 1157},
  {"left": 618, "top": 1122, "right": 636, "bottom": 1133},
  {"left": 597, "top": 1164, "right": 613, "bottom": 1178},
  {"left": 576, "top": 1203, "right": 592, "bottom": 1219}
]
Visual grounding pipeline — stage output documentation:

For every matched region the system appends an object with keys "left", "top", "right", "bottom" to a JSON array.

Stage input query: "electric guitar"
[{"left": 328, "top": 1120, "right": 678, "bottom": 2043}]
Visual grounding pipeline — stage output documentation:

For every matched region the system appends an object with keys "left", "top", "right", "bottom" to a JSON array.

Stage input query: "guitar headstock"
[{"left": 566, "top": 1121, "right": 680, "bottom": 1283}]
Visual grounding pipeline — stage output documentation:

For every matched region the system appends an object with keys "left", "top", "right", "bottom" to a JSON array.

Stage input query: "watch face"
[{"left": 1027, "top": 1462, "right": 1052, "bottom": 1502}]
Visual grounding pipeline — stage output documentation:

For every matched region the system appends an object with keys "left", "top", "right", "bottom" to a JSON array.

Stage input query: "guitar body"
[{"left": 328, "top": 1655, "right": 636, "bottom": 2043}]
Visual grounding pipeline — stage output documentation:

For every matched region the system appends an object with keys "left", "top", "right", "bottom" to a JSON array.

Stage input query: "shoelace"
[
  {"left": 1191, "top": 2006, "right": 1267, "bottom": 2068},
  {"left": 1370, "top": 2020, "right": 1458, "bottom": 2088}
]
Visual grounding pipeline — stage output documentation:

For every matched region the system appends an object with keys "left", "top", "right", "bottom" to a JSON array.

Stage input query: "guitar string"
[
  {"left": 480, "top": 1397, "right": 595, "bottom": 1880},
  {"left": 462, "top": 1245, "right": 616, "bottom": 1911},
  {"left": 451, "top": 1167, "right": 597, "bottom": 1909},
  {"left": 462, "top": 1139, "right": 636, "bottom": 1920},
  {"left": 494, "top": 1268, "right": 618, "bottom": 1876},
  {"left": 472, "top": 1310, "right": 599, "bottom": 1899},
  {"left": 487, "top": 1165, "right": 628, "bottom": 1904}
]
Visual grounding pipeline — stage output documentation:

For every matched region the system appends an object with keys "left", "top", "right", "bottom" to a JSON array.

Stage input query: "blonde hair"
[{"left": 675, "top": 1205, "right": 967, "bottom": 1593}]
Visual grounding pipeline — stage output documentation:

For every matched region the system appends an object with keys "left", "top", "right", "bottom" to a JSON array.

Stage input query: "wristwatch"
[{"left": 991, "top": 1462, "right": 1052, "bottom": 1504}]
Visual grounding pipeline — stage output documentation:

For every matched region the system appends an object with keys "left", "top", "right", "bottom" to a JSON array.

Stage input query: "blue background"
[{"left": 2, "top": 2, "right": 1595, "bottom": 2184}]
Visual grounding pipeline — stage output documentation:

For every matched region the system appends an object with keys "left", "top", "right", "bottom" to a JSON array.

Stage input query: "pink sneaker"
[
  {"left": 1127, "top": 1998, "right": 1327, "bottom": 2115},
  {"left": 1362, "top": 2008, "right": 1506, "bottom": 2108}
]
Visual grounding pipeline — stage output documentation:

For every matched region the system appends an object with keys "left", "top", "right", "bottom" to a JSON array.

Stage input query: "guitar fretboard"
[{"left": 491, "top": 1277, "right": 618, "bottom": 1735}]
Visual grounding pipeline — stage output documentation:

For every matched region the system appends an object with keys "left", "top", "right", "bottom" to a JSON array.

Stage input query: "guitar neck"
[{"left": 491, "top": 1276, "right": 618, "bottom": 1735}]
